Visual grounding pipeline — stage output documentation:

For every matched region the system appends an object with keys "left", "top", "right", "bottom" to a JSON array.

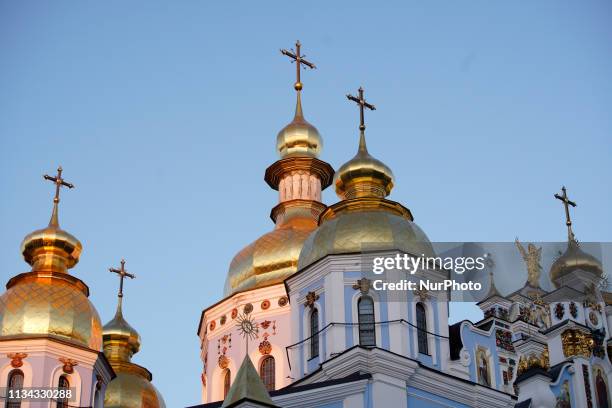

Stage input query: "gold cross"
[
  {"left": 109, "top": 259, "right": 135, "bottom": 298},
  {"left": 43, "top": 166, "right": 74, "bottom": 204},
  {"left": 347, "top": 87, "right": 376, "bottom": 131},
  {"left": 281, "top": 40, "right": 316, "bottom": 91},
  {"left": 554, "top": 186, "right": 577, "bottom": 238}
]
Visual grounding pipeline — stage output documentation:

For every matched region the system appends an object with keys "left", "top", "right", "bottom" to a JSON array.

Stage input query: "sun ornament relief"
[{"left": 236, "top": 313, "right": 259, "bottom": 341}]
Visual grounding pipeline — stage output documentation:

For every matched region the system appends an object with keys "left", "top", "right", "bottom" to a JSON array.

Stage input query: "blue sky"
[{"left": 1, "top": 1, "right": 611, "bottom": 406}]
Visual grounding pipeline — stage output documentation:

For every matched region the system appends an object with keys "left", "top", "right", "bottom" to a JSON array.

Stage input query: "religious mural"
[
  {"left": 476, "top": 347, "right": 490, "bottom": 387},
  {"left": 555, "top": 380, "right": 572, "bottom": 408},
  {"left": 594, "top": 366, "right": 610, "bottom": 408}
]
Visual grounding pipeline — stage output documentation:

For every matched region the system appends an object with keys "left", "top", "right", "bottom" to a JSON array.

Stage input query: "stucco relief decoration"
[
  {"left": 413, "top": 288, "right": 430, "bottom": 301},
  {"left": 352, "top": 278, "right": 371, "bottom": 294},
  {"left": 304, "top": 291, "right": 319, "bottom": 309},
  {"left": 259, "top": 340, "right": 272, "bottom": 355},
  {"left": 209, "top": 320, "right": 216, "bottom": 331},
  {"left": 561, "top": 329, "right": 593, "bottom": 358},
  {"left": 591, "top": 329, "right": 606, "bottom": 359},
  {"left": 531, "top": 296, "right": 551, "bottom": 329},
  {"left": 243, "top": 303, "right": 254, "bottom": 314},
  {"left": 231, "top": 308, "right": 238, "bottom": 319},
  {"left": 201, "top": 372, "right": 206, "bottom": 386},
  {"left": 217, "top": 334, "right": 232, "bottom": 357},
  {"left": 257, "top": 319, "right": 277, "bottom": 355},
  {"left": 485, "top": 306, "right": 509, "bottom": 320},
  {"left": 7, "top": 353, "right": 27, "bottom": 368},
  {"left": 278, "top": 296, "right": 288, "bottom": 307},
  {"left": 495, "top": 329, "right": 514, "bottom": 352},
  {"left": 59, "top": 358, "right": 78, "bottom": 374},
  {"left": 554, "top": 303, "right": 565, "bottom": 320},
  {"left": 569, "top": 302, "right": 578, "bottom": 318},
  {"left": 261, "top": 299, "right": 271, "bottom": 310},
  {"left": 220, "top": 315, "right": 227, "bottom": 325},
  {"left": 218, "top": 355, "right": 229, "bottom": 369},
  {"left": 588, "top": 310, "right": 600, "bottom": 328}
]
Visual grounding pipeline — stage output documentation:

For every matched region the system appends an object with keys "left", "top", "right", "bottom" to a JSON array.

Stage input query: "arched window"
[
  {"left": 56, "top": 375, "right": 69, "bottom": 408},
  {"left": 259, "top": 356, "right": 275, "bottom": 391},
  {"left": 310, "top": 308, "right": 319, "bottom": 358},
  {"left": 223, "top": 369, "right": 231, "bottom": 398},
  {"left": 416, "top": 302, "right": 429, "bottom": 355},
  {"left": 358, "top": 296, "right": 376, "bottom": 346},
  {"left": 6, "top": 370, "right": 24, "bottom": 408}
]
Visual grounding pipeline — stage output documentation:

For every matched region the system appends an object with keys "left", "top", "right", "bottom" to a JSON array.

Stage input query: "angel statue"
[{"left": 515, "top": 238, "right": 542, "bottom": 288}]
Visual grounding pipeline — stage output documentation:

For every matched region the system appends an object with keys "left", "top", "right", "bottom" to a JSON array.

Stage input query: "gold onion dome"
[
  {"left": 103, "top": 299, "right": 141, "bottom": 361},
  {"left": 0, "top": 169, "right": 102, "bottom": 350},
  {"left": 550, "top": 237, "right": 603, "bottom": 286},
  {"left": 276, "top": 92, "right": 322, "bottom": 158},
  {"left": 298, "top": 131, "right": 433, "bottom": 269},
  {"left": 103, "top": 299, "right": 165, "bottom": 408},
  {"left": 225, "top": 201, "right": 324, "bottom": 296},
  {"left": 334, "top": 130, "right": 394, "bottom": 199}
]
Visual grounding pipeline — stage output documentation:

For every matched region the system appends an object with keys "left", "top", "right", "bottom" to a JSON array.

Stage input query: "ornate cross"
[
  {"left": 347, "top": 87, "right": 376, "bottom": 131},
  {"left": 281, "top": 40, "right": 316, "bottom": 91},
  {"left": 554, "top": 186, "right": 577, "bottom": 238},
  {"left": 109, "top": 259, "right": 135, "bottom": 298},
  {"left": 44, "top": 166, "right": 74, "bottom": 204}
]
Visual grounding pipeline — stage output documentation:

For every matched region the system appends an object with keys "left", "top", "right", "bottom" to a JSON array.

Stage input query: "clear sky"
[{"left": 1, "top": 1, "right": 611, "bottom": 407}]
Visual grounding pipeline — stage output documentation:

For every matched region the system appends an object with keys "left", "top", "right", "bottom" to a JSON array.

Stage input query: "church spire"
[
  {"left": 334, "top": 87, "right": 394, "bottom": 199},
  {"left": 43, "top": 166, "right": 74, "bottom": 227},
  {"left": 276, "top": 40, "right": 322, "bottom": 159},
  {"left": 554, "top": 186, "right": 577, "bottom": 242},
  {"left": 103, "top": 259, "right": 140, "bottom": 364},
  {"left": 21, "top": 166, "right": 82, "bottom": 273}
]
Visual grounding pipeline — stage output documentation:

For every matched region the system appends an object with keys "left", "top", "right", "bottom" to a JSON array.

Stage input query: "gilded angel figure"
[{"left": 515, "top": 238, "right": 542, "bottom": 288}]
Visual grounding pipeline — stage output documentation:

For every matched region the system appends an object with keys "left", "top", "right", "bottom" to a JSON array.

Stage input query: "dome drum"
[{"left": 265, "top": 157, "right": 334, "bottom": 191}]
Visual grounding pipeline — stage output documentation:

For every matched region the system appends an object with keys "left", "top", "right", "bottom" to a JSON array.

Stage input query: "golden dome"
[
  {"left": 103, "top": 297, "right": 165, "bottom": 408},
  {"left": 298, "top": 200, "right": 434, "bottom": 269},
  {"left": 21, "top": 204, "right": 82, "bottom": 273},
  {"left": 550, "top": 238, "right": 603, "bottom": 286},
  {"left": 0, "top": 272, "right": 102, "bottom": 350},
  {"left": 104, "top": 364, "right": 166, "bottom": 408},
  {"left": 224, "top": 201, "right": 325, "bottom": 295},
  {"left": 0, "top": 180, "right": 101, "bottom": 350},
  {"left": 299, "top": 121, "right": 431, "bottom": 268},
  {"left": 103, "top": 300, "right": 141, "bottom": 362},
  {"left": 334, "top": 131, "right": 394, "bottom": 199},
  {"left": 276, "top": 92, "right": 322, "bottom": 159}
]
